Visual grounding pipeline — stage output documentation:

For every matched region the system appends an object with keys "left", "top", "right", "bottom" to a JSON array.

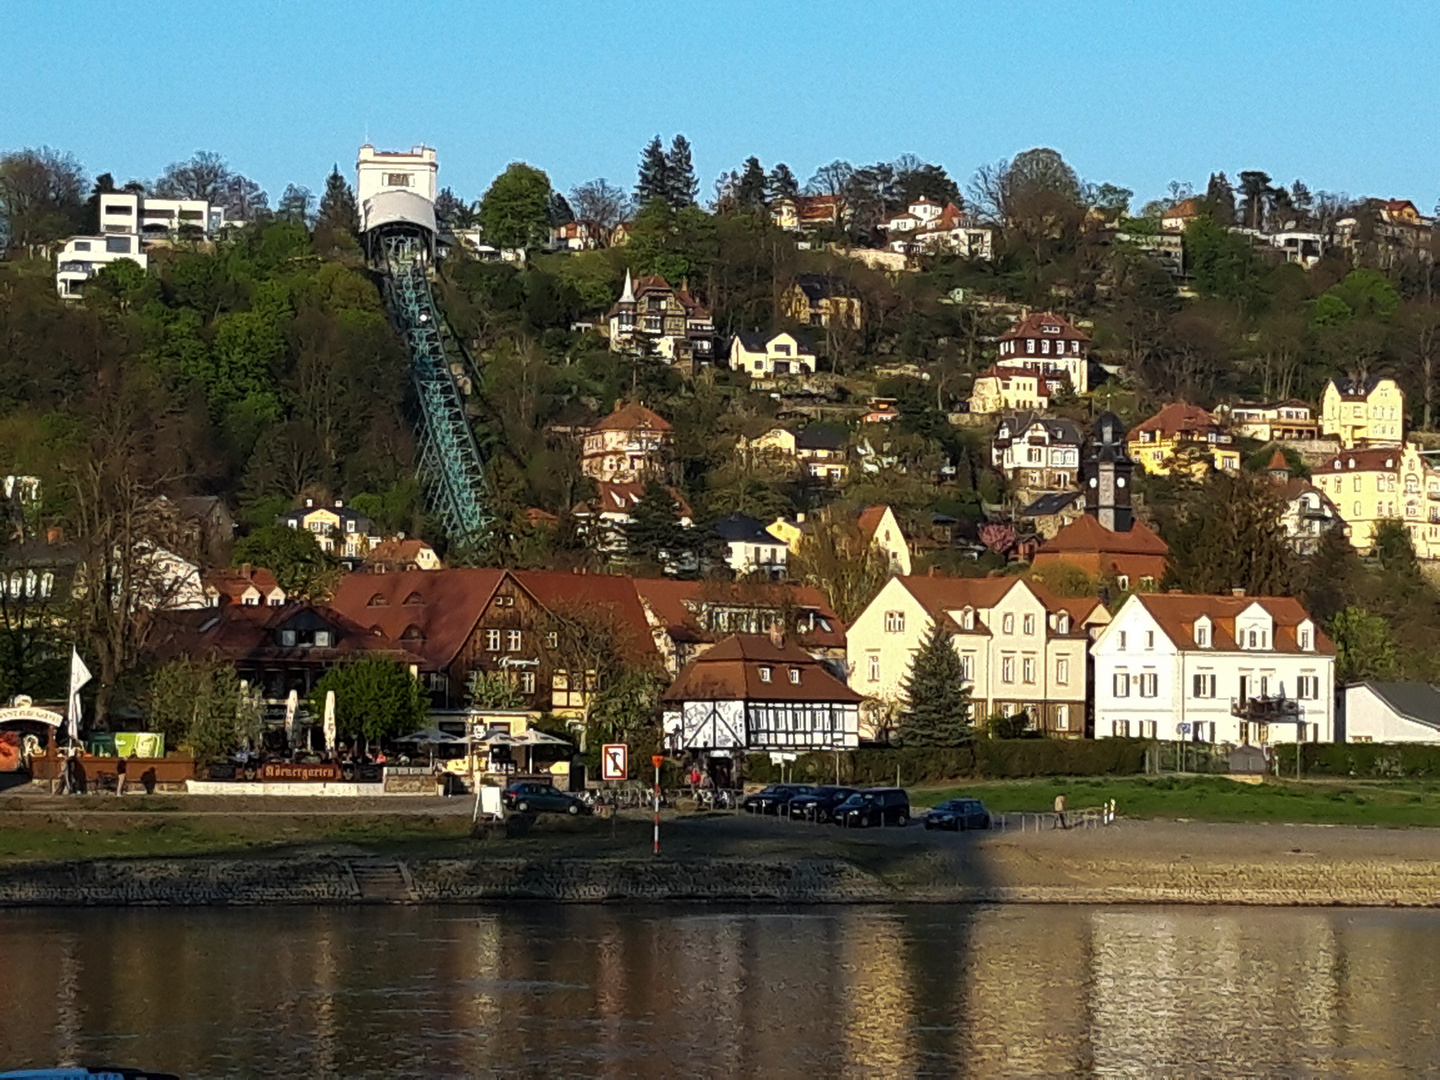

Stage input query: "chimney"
[
  {"left": 768, "top": 623, "right": 786, "bottom": 649},
  {"left": 46, "top": 526, "right": 63, "bottom": 544},
  {"left": 1231, "top": 587, "right": 1245, "bottom": 597},
  {"left": 334, "top": 498, "right": 344, "bottom": 508},
  {"left": 241, "top": 563, "right": 252, "bottom": 578}
]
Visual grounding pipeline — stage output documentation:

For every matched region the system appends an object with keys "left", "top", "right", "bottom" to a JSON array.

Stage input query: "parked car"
[
  {"left": 924, "top": 797, "right": 991, "bottom": 832},
  {"left": 834, "top": 788, "right": 911, "bottom": 828},
  {"left": 742, "top": 783, "right": 817, "bottom": 815},
  {"left": 503, "top": 780, "right": 590, "bottom": 816},
  {"left": 788, "top": 786, "right": 858, "bottom": 822}
]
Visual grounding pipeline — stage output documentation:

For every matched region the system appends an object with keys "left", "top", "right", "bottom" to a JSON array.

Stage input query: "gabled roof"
[
  {"left": 633, "top": 579, "right": 845, "bottom": 650},
  {"left": 733, "top": 330, "right": 817, "bottom": 355},
  {"left": 1132, "top": 593, "right": 1334, "bottom": 655},
  {"left": 1328, "top": 375, "right": 1392, "bottom": 400},
  {"left": 364, "top": 539, "right": 436, "bottom": 566},
  {"left": 1162, "top": 197, "right": 1204, "bottom": 219},
  {"left": 994, "top": 411, "right": 1084, "bottom": 444},
  {"left": 330, "top": 568, "right": 506, "bottom": 670},
  {"left": 204, "top": 566, "right": 282, "bottom": 602},
  {"left": 1311, "top": 448, "right": 1403, "bottom": 475},
  {"left": 661, "top": 634, "right": 862, "bottom": 704},
  {"left": 1129, "top": 403, "right": 1221, "bottom": 439},
  {"left": 591, "top": 401, "right": 671, "bottom": 433},
  {"left": 574, "top": 481, "right": 693, "bottom": 520},
  {"left": 151, "top": 601, "right": 413, "bottom": 666},
  {"left": 1038, "top": 515, "right": 1169, "bottom": 557},
  {"left": 1021, "top": 490, "right": 1085, "bottom": 517},
  {"left": 510, "top": 570, "right": 659, "bottom": 667},
  {"left": 1354, "top": 682, "right": 1440, "bottom": 728},
  {"left": 793, "top": 274, "right": 853, "bottom": 302},
  {"left": 999, "top": 311, "right": 1089, "bottom": 344},
  {"left": 894, "top": 574, "right": 1028, "bottom": 624},
  {"left": 713, "top": 514, "right": 783, "bottom": 543}
]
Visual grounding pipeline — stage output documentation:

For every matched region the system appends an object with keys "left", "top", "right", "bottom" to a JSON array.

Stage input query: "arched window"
[{"left": 367, "top": 594, "right": 388, "bottom": 607}]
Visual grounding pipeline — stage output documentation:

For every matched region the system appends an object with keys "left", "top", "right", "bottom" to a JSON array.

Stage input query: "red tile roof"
[
  {"left": 591, "top": 401, "right": 672, "bottom": 433},
  {"left": 1311, "top": 449, "right": 1403, "bottom": 475},
  {"left": 998, "top": 311, "right": 1089, "bottom": 344},
  {"left": 363, "top": 539, "right": 437, "bottom": 568},
  {"left": 1135, "top": 593, "right": 1334, "bottom": 655},
  {"left": 151, "top": 602, "right": 414, "bottom": 666},
  {"left": 1129, "top": 403, "right": 1221, "bottom": 439},
  {"left": 331, "top": 568, "right": 506, "bottom": 670},
  {"left": 1037, "top": 515, "right": 1169, "bottom": 557},
  {"left": 633, "top": 579, "right": 845, "bottom": 650},
  {"left": 661, "top": 634, "right": 862, "bottom": 704},
  {"left": 204, "top": 566, "right": 282, "bottom": 603}
]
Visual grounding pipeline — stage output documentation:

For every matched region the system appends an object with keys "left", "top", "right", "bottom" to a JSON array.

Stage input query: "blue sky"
[{"left": 2, "top": 0, "right": 1435, "bottom": 211}]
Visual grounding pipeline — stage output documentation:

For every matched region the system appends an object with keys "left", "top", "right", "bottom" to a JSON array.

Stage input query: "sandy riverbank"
[{"left": 0, "top": 810, "right": 1436, "bottom": 907}]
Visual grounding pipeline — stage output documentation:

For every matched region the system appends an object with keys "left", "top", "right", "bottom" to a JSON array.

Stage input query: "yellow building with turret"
[
  {"left": 1310, "top": 443, "right": 1440, "bottom": 557},
  {"left": 1321, "top": 376, "right": 1404, "bottom": 448}
]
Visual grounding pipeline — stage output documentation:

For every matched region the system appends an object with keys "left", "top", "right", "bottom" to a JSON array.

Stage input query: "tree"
[
  {"left": 434, "top": 186, "right": 475, "bottom": 229},
  {"left": 148, "top": 657, "right": 259, "bottom": 762},
  {"left": 277, "top": 184, "right": 314, "bottom": 226},
  {"left": 1237, "top": 170, "right": 1273, "bottom": 231},
  {"left": 623, "top": 479, "right": 690, "bottom": 568},
  {"left": 625, "top": 199, "right": 718, "bottom": 284},
  {"left": 735, "top": 156, "right": 768, "bottom": 213},
  {"left": 894, "top": 621, "right": 973, "bottom": 747},
  {"left": 467, "top": 669, "right": 526, "bottom": 709},
  {"left": 894, "top": 156, "right": 960, "bottom": 206},
  {"left": 787, "top": 507, "right": 892, "bottom": 622},
  {"left": 310, "top": 658, "right": 428, "bottom": 747},
  {"left": 154, "top": 150, "right": 232, "bottom": 203},
  {"left": 1328, "top": 606, "right": 1398, "bottom": 684},
  {"left": 570, "top": 179, "right": 633, "bottom": 241},
  {"left": 1204, "top": 172, "right": 1236, "bottom": 225},
  {"left": 478, "top": 162, "right": 553, "bottom": 250},
  {"left": 767, "top": 163, "right": 800, "bottom": 204},
  {"left": 1162, "top": 470, "right": 1295, "bottom": 595},
  {"left": 315, "top": 166, "right": 359, "bottom": 234},
  {"left": 635, "top": 136, "right": 670, "bottom": 207},
  {"left": 232, "top": 523, "right": 342, "bottom": 600},
  {"left": 665, "top": 135, "right": 699, "bottom": 209},
  {"left": 0, "top": 146, "right": 86, "bottom": 251},
  {"left": 219, "top": 173, "right": 269, "bottom": 221}
]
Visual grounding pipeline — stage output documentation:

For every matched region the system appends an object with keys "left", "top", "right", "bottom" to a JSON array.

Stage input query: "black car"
[
  {"left": 788, "top": 786, "right": 858, "bottom": 822},
  {"left": 503, "top": 781, "right": 590, "bottom": 816},
  {"left": 834, "top": 788, "right": 911, "bottom": 828},
  {"left": 924, "top": 797, "right": 991, "bottom": 832},
  {"left": 742, "top": 783, "right": 817, "bottom": 815}
]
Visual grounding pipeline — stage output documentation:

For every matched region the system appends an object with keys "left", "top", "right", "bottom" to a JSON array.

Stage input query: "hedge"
[
  {"left": 1293, "top": 742, "right": 1440, "bottom": 779},
  {"left": 739, "top": 738, "right": 1151, "bottom": 786}
]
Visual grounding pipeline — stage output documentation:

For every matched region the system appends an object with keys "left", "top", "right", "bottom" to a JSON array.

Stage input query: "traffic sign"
[{"left": 601, "top": 743, "right": 627, "bottom": 781}]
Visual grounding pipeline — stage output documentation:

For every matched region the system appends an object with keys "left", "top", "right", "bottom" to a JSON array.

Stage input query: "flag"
[{"left": 67, "top": 648, "right": 92, "bottom": 741}]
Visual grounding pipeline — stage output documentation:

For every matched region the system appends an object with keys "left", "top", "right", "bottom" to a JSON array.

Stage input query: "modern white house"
[
  {"left": 356, "top": 143, "right": 439, "bottom": 239},
  {"left": 728, "top": 331, "right": 816, "bottom": 377},
  {"left": 56, "top": 191, "right": 225, "bottom": 299},
  {"left": 1091, "top": 592, "right": 1335, "bottom": 745},
  {"left": 713, "top": 515, "right": 788, "bottom": 580},
  {"left": 55, "top": 234, "right": 148, "bottom": 298},
  {"left": 1343, "top": 682, "right": 1440, "bottom": 743}
]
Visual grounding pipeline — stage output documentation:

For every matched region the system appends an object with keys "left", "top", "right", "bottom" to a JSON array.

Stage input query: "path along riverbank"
[{"left": 1, "top": 813, "right": 1437, "bottom": 907}]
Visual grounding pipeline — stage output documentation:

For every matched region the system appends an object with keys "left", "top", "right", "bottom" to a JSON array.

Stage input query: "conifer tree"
[
  {"left": 1205, "top": 171, "right": 1236, "bottom": 225},
  {"left": 768, "top": 163, "right": 800, "bottom": 203},
  {"left": 895, "top": 622, "right": 973, "bottom": 747},
  {"left": 635, "top": 136, "right": 670, "bottom": 207},
  {"left": 665, "top": 134, "right": 698, "bottom": 209},
  {"left": 736, "top": 156, "right": 768, "bottom": 213},
  {"left": 623, "top": 479, "right": 686, "bottom": 565},
  {"left": 315, "top": 165, "right": 358, "bottom": 234}
]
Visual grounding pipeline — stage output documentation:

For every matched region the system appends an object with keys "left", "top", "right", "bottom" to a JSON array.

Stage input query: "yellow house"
[
  {"left": 969, "top": 365, "right": 1061, "bottom": 415},
  {"left": 1127, "top": 403, "right": 1240, "bottom": 476},
  {"left": 782, "top": 275, "right": 862, "bottom": 330},
  {"left": 1310, "top": 444, "right": 1440, "bottom": 557},
  {"left": 846, "top": 575, "right": 1109, "bottom": 740},
  {"left": 767, "top": 505, "right": 910, "bottom": 575},
  {"left": 736, "top": 427, "right": 798, "bottom": 457},
  {"left": 1320, "top": 376, "right": 1405, "bottom": 448},
  {"left": 278, "top": 498, "right": 380, "bottom": 563}
]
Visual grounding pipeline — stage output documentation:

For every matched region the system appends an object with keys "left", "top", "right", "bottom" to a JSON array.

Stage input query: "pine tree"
[
  {"left": 315, "top": 165, "right": 358, "bottom": 234},
  {"left": 768, "top": 163, "right": 800, "bottom": 204},
  {"left": 665, "top": 134, "right": 698, "bottom": 209},
  {"left": 736, "top": 156, "right": 768, "bottom": 213},
  {"left": 895, "top": 622, "right": 973, "bottom": 747},
  {"left": 1205, "top": 171, "right": 1236, "bottom": 225},
  {"left": 635, "top": 136, "right": 670, "bottom": 207},
  {"left": 623, "top": 479, "right": 685, "bottom": 565}
]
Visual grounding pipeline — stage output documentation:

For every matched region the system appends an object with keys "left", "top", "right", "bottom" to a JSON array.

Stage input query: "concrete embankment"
[{"left": 3, "top": 820, "right": 1439, "bottom": 907}]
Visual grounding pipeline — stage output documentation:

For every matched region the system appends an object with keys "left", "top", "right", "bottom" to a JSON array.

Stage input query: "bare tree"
[
  {"left": 570, "top": 178, "right": 633, "bottom": 244},
  {"left": 154, "top": 150, "right": 232, "bottom": 203},
  {"left": 0, "top": 147, "right": 87, "bottom": 252},
  {"left": 966, "top": 158, "right": 1010, "bottom": 223}
]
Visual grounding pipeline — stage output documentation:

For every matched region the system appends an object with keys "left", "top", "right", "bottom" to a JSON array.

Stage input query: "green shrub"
[{"left": 1299, "top": 742, "right": 1440, "bottom": 779}]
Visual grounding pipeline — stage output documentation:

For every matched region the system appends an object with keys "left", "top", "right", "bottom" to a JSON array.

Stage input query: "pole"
[{"left": 651, "top": 754, "right": 664, "bottom": 855}]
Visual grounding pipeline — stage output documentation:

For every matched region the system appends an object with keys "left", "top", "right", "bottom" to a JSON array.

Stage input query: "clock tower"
[{"left": 1084, "top": 412, "right": 1134, "bottom": 531}]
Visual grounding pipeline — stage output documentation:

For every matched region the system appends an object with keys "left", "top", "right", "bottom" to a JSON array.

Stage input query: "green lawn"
[{"left": 912, "top": 775, "right": 1440, "bottom": 828}]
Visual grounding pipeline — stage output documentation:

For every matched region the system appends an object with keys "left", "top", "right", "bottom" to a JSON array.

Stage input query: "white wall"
[{"left": 1345, "top": 685, "right": 1440, "bottom": 744}]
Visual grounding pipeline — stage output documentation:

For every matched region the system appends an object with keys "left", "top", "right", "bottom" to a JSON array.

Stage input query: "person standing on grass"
[
  {"left": 115, "top": 753, "right": 127, "bottom": 798},
  {"left": 1053, "top": 792, "right": 1068, "bottom": 830}
]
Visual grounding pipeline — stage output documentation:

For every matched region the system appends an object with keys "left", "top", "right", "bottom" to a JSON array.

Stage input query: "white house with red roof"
[
  {"left": 580, "top": 401, "right": 673, "bottom": 483},
  {"left": 1091, "top": 592, "right": 1335, "bottom": 745},
  {"left": 995, "top": 311, "right": 1091, "bottom": 395}
]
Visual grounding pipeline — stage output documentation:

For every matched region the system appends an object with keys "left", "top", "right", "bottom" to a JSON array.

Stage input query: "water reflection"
[{"left": 1, "top": 905, "right": 1438, "bottom": 1078}]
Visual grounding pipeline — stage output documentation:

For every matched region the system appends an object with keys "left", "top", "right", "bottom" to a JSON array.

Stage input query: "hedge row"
[
  {"left": 1296, "top": 742, "right": 1440, "bottom": 779},
  {"left": 740, "top": 738, "right": 1151, "bottom": 786}
]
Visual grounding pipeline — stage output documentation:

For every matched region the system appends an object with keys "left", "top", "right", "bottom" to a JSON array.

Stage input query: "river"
[{"left": 1, "top": 904, "right": 1438, "bottom": 1078}]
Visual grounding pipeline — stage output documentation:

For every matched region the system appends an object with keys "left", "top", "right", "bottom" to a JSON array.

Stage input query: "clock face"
[
  {"left": 1117, "top": 477, "right": 1127, "bottom": 488},
  {"left": 1089, "top": 478, "right": 1098, "bottom": 488}
]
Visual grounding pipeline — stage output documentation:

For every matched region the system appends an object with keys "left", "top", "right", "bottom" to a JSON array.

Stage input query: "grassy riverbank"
[{"left": 914, "top": 775, "right": 1440, "bottom": 828}]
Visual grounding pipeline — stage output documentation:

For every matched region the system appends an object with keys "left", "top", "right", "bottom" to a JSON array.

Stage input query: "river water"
[{"left": 1, "top": 904, "right": 1438, "bottom": 1078}]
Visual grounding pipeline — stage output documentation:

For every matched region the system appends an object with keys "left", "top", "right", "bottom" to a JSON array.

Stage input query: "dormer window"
[
  {"left": 1056, "top": 613, "right": 1070, "bottom": 634},
  {"left": 1298, "top": 624, "right": 1313, "bottom": 651},
  {"left": 961, "top": 608, "right": 975, "bottom": 630},
  {"left": 404, "top": 592, "right": 424, "bottom": 605},
  {"left": 759, "top": 666, "right": 772, "bottom": 683},
  {"left": 1195, "top": 621, "right": 1210, "bottom": 647},
  {"left": 368, "top": 594, "right": 388, "bottom": 607},
  {"left": 788, "top": 668, "right": 801, "bottom": 685}
]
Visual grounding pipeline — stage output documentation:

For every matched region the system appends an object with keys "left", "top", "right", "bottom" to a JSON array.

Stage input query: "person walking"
[
  {"left": 115, "top": 753, "right": 127, "bottom": 798},
  {"left": 1053, "top": 792, "right": 1068, "bottom": 830}
]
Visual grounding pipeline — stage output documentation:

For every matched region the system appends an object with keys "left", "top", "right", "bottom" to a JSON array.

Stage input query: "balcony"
[{"left": 1230, "top": 694, "right": 1301, "bottom": 723}]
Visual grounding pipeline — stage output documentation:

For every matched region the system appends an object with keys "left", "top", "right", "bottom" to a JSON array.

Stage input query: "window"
[
  {"left": 959, "top": 654, "right": 973, "bottom": 681},
  {"left": 105, "top": 237, "right": 130, "bottom": 253},
  {"left": 1113, "top": 719, "right": 1131, "bottom": 737},
  {"left": 1056, "top": 657, "right": 1070, "bottom": 685},
  {"left": 1247, "top": 630, "right": 1258, "bottom": 648},
  {"left": 385, "top": 173, "right": 412, "bottom": 187},
  {"left": 486, "top": 629, "right": 501, "bottom": 652},
  {"left": 1002, "top": 656, "right": 1015, "bottom": 683},
  {"left": 1022, "top": 614, "right": 1035, "bottom": 635},
  {"left": 759, "top": 666, "right": 772, "bottom": 683},
  {"left": 74, "top": 241, "right": 91, "bottom": 251},
  {"left": 1055, "top": 704, "right": 1070, "bottom": 730},
  {"left": 314, "top": 630, "right": 332, "bottom": 648},
  {"left": 1139, "top": 672, "right": 1158, "bottom": 697},
  {"left": 1196, "top": 625, "right": 1209, "bottom": 647},
  {"left": 1299, "top": 628, "right": 1312, "bottom": 650},
  {"left": 1145, "top": 631, "right": 1154, "bottom": 649},
  {"left": 883, "top": 610, "right": 905, "bottom": 633},
  {"left": 1113, "top": 672, "right": 1130, "bottom": 697},
  {"left": 1117, "top": 575, "right": 1131, "bottom": 591},
  {"left": 1002, "top": 613, "right": 1015, "bottom": 634},
  {"left": 788, "top": 668, "right": 802, "bottom": 685},
  {"left": 1056, "top": 614, "right": 1070, "bottom": 634},
  {"left": 279, "top": 629, "right": 297, "bottom": 647},
  {"left": 1022, "top": 657, "right": 1035, "bottom": 683},
  {"left": 507, "top": 630, "right": 522, "bottom": 652},
  {"left": 1192, "top": 673, "right": 1217, "bottom": 698},
  {"left": 545, "top": 632, "right": 559, "bottom": 649},
  {"left": 867, "top": 654, "right": 880, "bottom": 682},
  {"left": 1297, "top": 675, "right": 1319, "bottom": 700},
  {"left": 1118, "top": 631, "right": 1127, "bottom": 650},
  {"left": 519, "top": 671, "right": 536, "bottom": 695}
]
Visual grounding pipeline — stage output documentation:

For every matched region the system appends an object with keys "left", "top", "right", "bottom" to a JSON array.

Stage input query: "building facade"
[
  {"left": 580, "top": 402, "right": 673, "bottom": 483},
  {"left": 1091, "top": 592, "right": 1335, "bottom": 745},
  {"left": 607, "top": 271, "right": 714, "bottom": 365},
  {"left": 1128, "top": 403, "right": 1240, "bottom": 475},
  {"left": 995, "top": 312, "right": 1091, "bottom": 395},
  {"left": 728, "top": 331, "right": 816, "bottom": 377},
  {"left": 1320, "top": 376, "right": 1405, "bottom": 448},
  {"left": 1309, "top": 444, "right": 1440, "bottom": 557},
  {"left": 991, "top": 412, "right": 1084, "bottom": 492}
]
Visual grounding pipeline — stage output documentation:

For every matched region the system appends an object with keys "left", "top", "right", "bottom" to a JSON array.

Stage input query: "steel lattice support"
[{"left": 377, "top": 232, "right": 493, "bottom": 554}]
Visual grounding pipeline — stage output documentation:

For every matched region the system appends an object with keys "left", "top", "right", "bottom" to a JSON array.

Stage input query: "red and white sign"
[{"left": 601, "top": 743, "right": 628, "bottom": 781}]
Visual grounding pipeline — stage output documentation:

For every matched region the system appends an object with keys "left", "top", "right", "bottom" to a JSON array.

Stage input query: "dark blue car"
[{"left": 924, "top": 797, "right": 991, "bottom": 832}]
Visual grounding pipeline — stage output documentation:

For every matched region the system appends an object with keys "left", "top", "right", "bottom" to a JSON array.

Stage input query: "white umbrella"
[
  {"left": 323, "top": 690, "right": 337, "bottom": 755},
  {"left": 284, "top": 689, "right": 298, "bottom": 748}
]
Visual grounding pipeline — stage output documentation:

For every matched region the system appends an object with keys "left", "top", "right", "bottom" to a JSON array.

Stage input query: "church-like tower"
[{"left": 1084, "top": 412, "right": 1134, "bottom": 532}]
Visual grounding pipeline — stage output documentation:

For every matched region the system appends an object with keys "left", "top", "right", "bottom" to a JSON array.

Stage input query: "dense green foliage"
[
  {"left": 148, "top": 658, "right": 261, "bottom": 763},
  {"left": 895, "top": 623, "right": 973, "bottom": 746},
  {"left": 309, "top": 658, "right": 428, "bottom": 745}
]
